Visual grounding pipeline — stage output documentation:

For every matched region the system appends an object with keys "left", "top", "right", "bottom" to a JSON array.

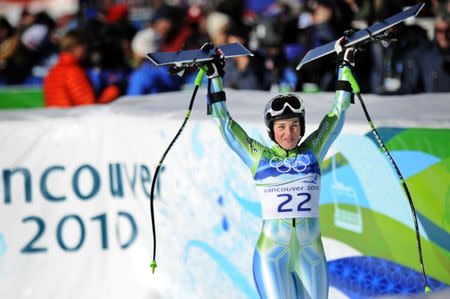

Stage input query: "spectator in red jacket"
[{"left": 43, "top": 29, "right": 121, "bottom": 107}]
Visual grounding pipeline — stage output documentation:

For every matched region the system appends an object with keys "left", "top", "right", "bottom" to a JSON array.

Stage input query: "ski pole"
[
  {"left": 149, "top": 67, "right": 206, "bottom": 274},
  {"left": 344, "top": 68, "right": 431, "bottom": 294}
]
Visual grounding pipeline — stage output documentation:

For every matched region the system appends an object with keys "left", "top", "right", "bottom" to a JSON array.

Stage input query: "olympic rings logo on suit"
[{"left": 269, "top": 155, "right": 311, "bottom": 173}]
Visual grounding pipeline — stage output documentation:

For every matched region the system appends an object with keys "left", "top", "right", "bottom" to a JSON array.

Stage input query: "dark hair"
[
  {"left": 59, "top": 29, "right": 89, "bottom": 51},
  {"left": 226, "top": 21, "right": 249, "bottom": 44}
]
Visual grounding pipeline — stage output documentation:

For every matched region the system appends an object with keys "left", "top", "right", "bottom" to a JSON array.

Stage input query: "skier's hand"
[
  {"left": 335, "top": 37, "right": 357, "bottom": 67},
  {"left": 200, "top": 42, "right": 225, "bottom": 78},
  {"left": 200, "top": 42, "right": 214, "bottom": 52},
  {"left": 205, "top": 57, "right": 225, "bottom": 78},
  {"left": 335, "top": 37, "right": 360, "bottom": 101}
]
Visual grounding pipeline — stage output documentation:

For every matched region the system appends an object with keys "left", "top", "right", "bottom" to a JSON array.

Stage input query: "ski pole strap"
[
  {"left": 207, "top": 79, "right": 212, "bottom": 115},
  {"left": 206, "top": 70, "right": 226, "bottom": 115},
  {"left": 335, "top": 80, "right": 352, "bottom": 92},
  {"left": 206, "top": 82, "right": 225, "bottom": 114},
  {"left": 336, "top": 80, "right": 355, "bottom": 104},
  {"left": 209, "top": 91, "right": 226, "bottom": 104}
]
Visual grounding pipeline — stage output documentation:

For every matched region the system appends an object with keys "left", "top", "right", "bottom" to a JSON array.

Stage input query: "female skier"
[{"left": 204, "top": 39, "right": 358, "bottom": 299}]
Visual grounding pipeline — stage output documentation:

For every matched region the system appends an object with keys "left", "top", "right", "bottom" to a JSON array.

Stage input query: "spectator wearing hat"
[
  {"left": 126, "top": 27, "right": 181, "bottom": 95},
  {"left": 1, "top": 11, "right": 59, "bottom": 85},
  {"left": 0, "top": 15, "right": 52, "bottom": 85},
  {"left": 43, "top": 29, "right": 121, "bottom": 107},
  {"left": 205, "top": 12, "right": 230, "bottom": 46}
]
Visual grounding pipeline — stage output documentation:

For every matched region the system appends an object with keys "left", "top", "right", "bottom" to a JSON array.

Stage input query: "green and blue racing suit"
[{"left": 208, "top": 66, "right": 354, "bottom": 299}]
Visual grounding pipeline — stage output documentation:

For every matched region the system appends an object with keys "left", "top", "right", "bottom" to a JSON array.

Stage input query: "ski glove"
[
  {"left": 200, "top": 42, "right": 225, "bottom": 78},
  {"left": 335, "top": 37, "right": 357, "bottom": 67},
  {"left": 204, "top": 57, "right": 225, "bottom": 78}
]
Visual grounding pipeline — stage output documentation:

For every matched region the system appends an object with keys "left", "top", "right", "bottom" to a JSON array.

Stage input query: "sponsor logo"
[{"left": 269, "top": 155, "right": 311, "bottom": 173}]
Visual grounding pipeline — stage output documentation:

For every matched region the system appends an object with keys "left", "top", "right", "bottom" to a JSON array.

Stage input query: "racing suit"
[{"left": 209, "top": 66, "right": 354, "bottom": 299}]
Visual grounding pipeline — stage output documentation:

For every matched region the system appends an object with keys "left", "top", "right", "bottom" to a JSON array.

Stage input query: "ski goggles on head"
[{"left": 266, "top": 95, "right": 304, "bottom": 117}]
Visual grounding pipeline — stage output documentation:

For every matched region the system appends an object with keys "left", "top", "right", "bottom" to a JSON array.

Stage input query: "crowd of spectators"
[{"left": 0, "top": 0, "right": 449, "bottom": 107}]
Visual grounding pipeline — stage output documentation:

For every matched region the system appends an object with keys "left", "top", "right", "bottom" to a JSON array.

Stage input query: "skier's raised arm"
[
  {"left": 302, "top": 38, "right": 359, "bottom": 163},
  {"left": 204, "top": 57, "right": 266, "bottom": 174}
]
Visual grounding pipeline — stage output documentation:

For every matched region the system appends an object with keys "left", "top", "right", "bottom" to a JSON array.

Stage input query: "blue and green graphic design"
[{"left": 184, "top": 127, "right": 449, "bottom": 298}]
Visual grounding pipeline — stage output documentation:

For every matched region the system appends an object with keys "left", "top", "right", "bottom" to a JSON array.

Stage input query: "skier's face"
[{"left": 273, "top": 117, "right": 301, "bottom": 151}]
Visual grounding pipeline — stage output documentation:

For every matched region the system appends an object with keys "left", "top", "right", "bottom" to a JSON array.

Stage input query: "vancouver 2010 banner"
[{"left": 0, "top": 91, "right": 448, "bottom": 299}]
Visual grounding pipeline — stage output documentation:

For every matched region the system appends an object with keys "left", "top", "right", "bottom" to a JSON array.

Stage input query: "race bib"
[{"left": 256, "top": 177, "right": 320, "bottom": 219}]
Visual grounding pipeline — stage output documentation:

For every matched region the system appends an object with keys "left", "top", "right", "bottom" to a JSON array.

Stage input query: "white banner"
[
  {"left": 0, "top": 103, "right": 265, "bottom": 299},
  {"left": 1, "top": 91, "right": 449, "bottom": 299}
]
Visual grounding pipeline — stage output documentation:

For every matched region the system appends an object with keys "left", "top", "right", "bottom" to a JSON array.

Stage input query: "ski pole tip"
[
  {"left": 425, "top": 286, "right": 432, "bottom": 294},
  {"left": 150, "top": 260, "right": 157, "bottom": 274}
]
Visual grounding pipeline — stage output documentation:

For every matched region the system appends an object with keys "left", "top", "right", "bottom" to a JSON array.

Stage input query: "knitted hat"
[
  {"left": 131, "top": 27, "right": 159, "bottom": 57},
  {"left": 21, "top": 24, "right": 48, "bottom": 51}
]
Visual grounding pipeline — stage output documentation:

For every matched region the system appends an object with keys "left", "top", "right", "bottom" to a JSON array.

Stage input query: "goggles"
[{"left": 266, "top": 95, "right": 304, "bottom": 117}]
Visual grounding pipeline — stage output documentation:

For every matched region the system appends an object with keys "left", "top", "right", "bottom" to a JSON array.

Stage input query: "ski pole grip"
[
  {"left": 343, "top": 67, "right": 360, "bottom": 94},
  {"left": 195, "top": 67, "right": 206, "bottom": 87}
]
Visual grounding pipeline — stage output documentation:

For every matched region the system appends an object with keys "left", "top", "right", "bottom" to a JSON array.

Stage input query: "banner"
[{"left": 0, "top": 91, "right": 449, "bottom": 299}]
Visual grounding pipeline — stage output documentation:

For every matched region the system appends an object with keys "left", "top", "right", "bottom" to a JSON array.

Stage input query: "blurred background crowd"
[{"left": 0, "top": 0, "right": 449, "bottom": 107}]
